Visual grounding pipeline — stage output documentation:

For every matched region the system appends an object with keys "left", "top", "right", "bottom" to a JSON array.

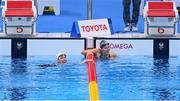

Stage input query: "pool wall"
[
  {"left": 0, "top": 39, "right": 11, "bottom": 56},
  {"left": 95, "top": 39, "right": 153, "bottom": 56},
  {"left": 94, "top": 38, "right": 180, "bottom": 58},
  {"left": 170, "top": 40, "right": 180, "bottom": 56},
  {"left": 0, "top": 37, "right": 180, "bottom": 58},
  {"left": 0, "top": 38, "right": 86, "bottom": 58}
]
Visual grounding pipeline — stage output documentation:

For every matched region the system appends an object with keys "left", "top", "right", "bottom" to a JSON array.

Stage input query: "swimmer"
[
  {"left": 56, "top": 52, "right": 67, "bottom": 64},
  {"left": 81, "top": 40, "right": 117, "bottom": 60},
  {"left": 37, "top": 52, "right": 67, "bottom": 68}
]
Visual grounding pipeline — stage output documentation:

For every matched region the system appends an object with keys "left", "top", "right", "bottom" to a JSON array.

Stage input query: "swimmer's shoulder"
[{"left": 109, "top": 52, "right": 117, "bottom": 59}]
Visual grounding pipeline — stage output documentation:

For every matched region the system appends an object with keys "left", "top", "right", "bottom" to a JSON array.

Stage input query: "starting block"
[
  {"left": 2, "top": 0, "right": 37, "bottom": 36},
  {"left": 143, "top": 1, "right": 178, "bottom": 36},
  {"left": 37, "top": 0, "right": 60, "bottom": 15}
]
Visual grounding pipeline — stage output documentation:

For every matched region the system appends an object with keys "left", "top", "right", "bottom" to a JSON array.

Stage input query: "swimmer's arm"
[
  {"left": 37, "top": 64, "right": 57, "bottom": 68},
  {"left": 81, "top": 49, "right": 100, "bottom": 64},
  {"left": 81, "top": 50, "right": 88, "bottom": 55},
  {"left": 81, "top": 48, "right": 100, "bottom": 55}
]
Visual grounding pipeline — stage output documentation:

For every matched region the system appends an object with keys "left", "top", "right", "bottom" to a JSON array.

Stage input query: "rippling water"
[{"left": 0, "top": 55, "right": 180, "bottom": 100}]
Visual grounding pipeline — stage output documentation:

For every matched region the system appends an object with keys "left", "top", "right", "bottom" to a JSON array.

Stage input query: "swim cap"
[
  {"left": 57, "top": 52, "right": 66, "bottom": 59},
  {"left": 100, "top": 40, "right": 109, "bottom": 49}
]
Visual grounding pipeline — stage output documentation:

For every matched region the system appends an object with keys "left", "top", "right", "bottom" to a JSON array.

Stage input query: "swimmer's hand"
[{"left": 81, "top": 48, "right": 99, "bottom": 55}]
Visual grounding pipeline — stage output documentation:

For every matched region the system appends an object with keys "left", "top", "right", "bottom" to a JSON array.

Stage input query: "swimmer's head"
[
  {"left": 100, "top": 40, "right": 110, "bottom": 53},
  {"left": 100, "top": 40, "right": 110, "bottom": 49},
  {"left": 57, "top": 52, "right": 67, "bottom": 64}
]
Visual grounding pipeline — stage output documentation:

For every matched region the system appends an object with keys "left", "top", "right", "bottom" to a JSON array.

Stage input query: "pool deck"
[{"left": 0, "top": 32, "right": 180, "bottom": 39}]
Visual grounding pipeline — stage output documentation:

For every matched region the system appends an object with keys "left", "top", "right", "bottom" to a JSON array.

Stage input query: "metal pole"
[{"left": 87, "top": 0, "right": 92, "bottom": 20}]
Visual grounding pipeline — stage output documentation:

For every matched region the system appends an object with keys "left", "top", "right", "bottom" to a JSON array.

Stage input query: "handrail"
[{"left": 86, "top": 52, "right": 99, "bottom": 101}]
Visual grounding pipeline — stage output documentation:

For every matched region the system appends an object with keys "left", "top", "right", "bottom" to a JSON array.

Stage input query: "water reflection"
[
  {"left": 10, "top": 59, "right": 28, "bottom": 75},
  {"left": 152, "top": 59, "right": 175, "bottom": 100},
  {"left": 153, "top": 59, "right": 170, "bottom": 77},
  {"left": 152, "top": 88, "right": 175, "bottom": 100},
  {"left": 5, "top": 59, "right": 28, "bottom": 100},
  {"left": 7, "top": 88, "right": 27, "bottom": 100}
]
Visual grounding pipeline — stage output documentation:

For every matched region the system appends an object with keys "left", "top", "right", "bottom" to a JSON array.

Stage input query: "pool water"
[
  {"left": 0, "top": 55, "right": 88, "bottom": 100},
  {"left": 97, "top": 56, "right": 180, "bottom": 100},
  {"left": 0, "top": 55, "right": 180, "bottom": 100}
]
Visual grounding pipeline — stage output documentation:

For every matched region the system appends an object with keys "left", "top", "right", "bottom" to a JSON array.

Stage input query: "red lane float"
[{"left": 86, "top": 52, "right": 99, "bottom": 101}]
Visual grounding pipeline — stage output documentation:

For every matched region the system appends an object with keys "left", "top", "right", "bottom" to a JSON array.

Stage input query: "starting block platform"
[
  {"left": 143, "top": 1, "right": 179, "bottom": 36},
  {"left": 2, "top": 0, "right": 37, "bottom": 36}
]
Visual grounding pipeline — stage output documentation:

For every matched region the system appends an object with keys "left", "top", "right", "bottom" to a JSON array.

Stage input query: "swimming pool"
[{"left": 0, "top": 55, "right": 180, "bottom": 100}]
